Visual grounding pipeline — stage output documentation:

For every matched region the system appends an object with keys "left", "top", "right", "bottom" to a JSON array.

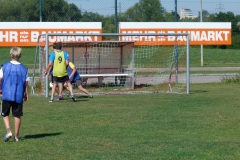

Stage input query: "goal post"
[{"left": 31, "top": 33, "right": 190, "bottom": 97}]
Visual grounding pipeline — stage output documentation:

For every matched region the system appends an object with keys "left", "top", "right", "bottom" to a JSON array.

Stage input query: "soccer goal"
[{"left": 31, "top": 33, "right": 190, "bottom": 97}]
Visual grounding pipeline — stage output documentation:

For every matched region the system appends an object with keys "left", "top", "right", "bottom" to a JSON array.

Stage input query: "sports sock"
[{"left": 6, "top": 128, "right": 11, "bottom": 133}]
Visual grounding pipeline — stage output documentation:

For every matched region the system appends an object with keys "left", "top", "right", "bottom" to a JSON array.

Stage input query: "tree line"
[{"left": 0, "top": 0, "right": 239, "bottom": 48}]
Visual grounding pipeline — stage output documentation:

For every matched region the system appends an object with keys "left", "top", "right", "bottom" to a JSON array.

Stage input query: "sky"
[{"left": 66, "top": 0, "right": 240, "bottom": 16}]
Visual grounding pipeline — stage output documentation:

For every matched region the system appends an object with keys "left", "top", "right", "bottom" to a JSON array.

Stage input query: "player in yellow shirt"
[{"left": 45, "top": 42, "right": 76, "bottom": 102}]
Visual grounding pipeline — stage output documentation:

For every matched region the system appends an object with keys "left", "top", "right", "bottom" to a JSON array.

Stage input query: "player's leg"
[
  {"left": 75, "top": 80, "right": 93, "bottom": 98},
  {"left": 63, "top": 82, "right": 70, "bottom": 91},
  {"left": 1, "top": 101, "right": 12, "bottom": 142},
  {"left": 67, "top": 81, "right": 76, "bottom": 102},
  {"left": 55, "top": 85, "right": 59, "bottom": 95},
  {"left": 66, "top": 81, "right": 74, "bottom": 95},
  {"left": 49, "top": 76, "right": 58, "bottom": 102},
  {"left": 63, "top": 76, "right": 76, "bottom": 102},
  {"left": 13, "top": 117, "right": 21, "bottom": 142},
  {"left": 63, "top": 82, "right": 71, "bottom": 96},
  {"left": 57, "top": 82, "right": 64, "bottom": 100},
  {"left": 3, "top": 116, "right": 12, "bottom": 141},
  {"left": 63, "top": 82, "right": 68, "bottom": 89},
  {"left": 50, "top": 81, "right": 57, "bottom": 102},
  {"left": 12, "top": 102, "right": 23, "bottom": 142}
]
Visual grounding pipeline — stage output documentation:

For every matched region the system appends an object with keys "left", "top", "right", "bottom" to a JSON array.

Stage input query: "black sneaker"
[{"left": 71, "top": 95, "right": 76, "bottom": 102}]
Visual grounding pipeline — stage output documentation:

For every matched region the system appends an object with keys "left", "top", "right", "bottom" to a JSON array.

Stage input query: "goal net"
[{"left": 31, "top": 33, "right": 190, "bottom": 97}]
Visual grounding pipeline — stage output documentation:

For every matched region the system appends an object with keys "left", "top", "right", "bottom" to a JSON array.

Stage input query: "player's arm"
[
  {"left": 69, "top": 64, "right": 76, "bottom": 79},
  {"left": 24, "top": 81, "right": 29, "bottom": 101},
  {"left": 0, "top": 67, "right": 3, "bottom": 96},
  {"left": 45, "top": 62, "right": 53, "bottom": 76},
  {"left": 65, "top": 60, "right": 69, "bottom": 69},
  {"left": 24, "top": 72, "right": 30, "bottom": 101},
  {"left": 0, "top": 67, "right": 3, "bottom": 84},
  {"left": 45, "top": 53, "right": 54, "bottom": 76},
  {"left": 64, "top": 52, "right": 69, "bottom": 68}
]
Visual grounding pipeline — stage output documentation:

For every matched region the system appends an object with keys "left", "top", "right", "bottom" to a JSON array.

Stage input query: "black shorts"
[
  {"left": 53, "top": 75, "right": 69, "bottom": 84},
  {"left": 1, "top": 101, "right": 23, "bottom": 117},
  {"left": 72, "top": 79, "right": 83, "bottom": 87}
]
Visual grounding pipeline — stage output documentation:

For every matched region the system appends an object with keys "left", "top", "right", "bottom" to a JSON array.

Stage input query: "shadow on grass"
[
  {"left": 190, "top": 90, "right": 208, "bottom": 93},
  {"left": 23, "top": 132, "right": 62, "bottom": 139},
  {"left": 78, "top": 95, "right": 90, "bottom": 98},
  {"left": 58, "top": 98, "right": 88, "bottom": 102}
]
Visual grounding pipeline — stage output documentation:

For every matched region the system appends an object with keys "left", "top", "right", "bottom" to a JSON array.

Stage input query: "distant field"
[
  {"left": 189, "top": 47, "right": 240, "bottom": 67},
  {"left": 135, "top": 46, "right": 240, "bottom": 68},
  {"left": 0, "top": 46, "right": 240, "bottom": 69},
  {"left": 0, "top": 47, "right": 36, "bottom": 68}
]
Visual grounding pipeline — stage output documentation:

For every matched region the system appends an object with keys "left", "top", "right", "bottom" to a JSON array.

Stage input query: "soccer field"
[{"left": 0, "top": 83, "right": 240, "bottom": 159}]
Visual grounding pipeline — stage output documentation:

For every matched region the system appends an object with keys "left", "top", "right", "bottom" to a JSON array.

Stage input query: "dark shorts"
[
  {"left": 51, "top": 74, "right": 54, "bottom": 83},
  {"left": 53, "top": 75, "right": 69, "bottom": 84},
  {"left": 72, "top": 79, "right": 83, "bottom": 87},
  {"left": 1, "top": 101, "right": 23, "bottom": 117}
]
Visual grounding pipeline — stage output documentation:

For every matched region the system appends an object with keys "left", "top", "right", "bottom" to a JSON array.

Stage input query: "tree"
[
  {"left": 208, "top": 11, "right": 239, "bottom": 49},
  {"left": 122, "top": 3, "right": 141, "bottom": 22},
  {"left": 42, "top": 0, "right": 70, "bottom": 21},
  {"left": 18, "top": 0, "right": 39, "bottom": 21},
  {"left": 179, "top": 17, "right": 198, "bottom": 22},
  {"left": 66, "top": 3, "right": 82, "bottom": 22},
  {"left": 209, "top": 12, "right": 239, "bottom": 34},
  {"left": 202, "top": 10, "right": 210, "bottom": 22},
  {"left": 123, "top": 0, "right": 165, "bottom": 22},
  {"left": 0, "top": 0, "right": 82, "bottom": 22},
  {"left": 0, "top": 0, "right": 21, "bottom": 21},
  {"left": 195, "top": 10, "right": 210, "bottom": 22},
  {"left": 81, "top": 11, "right": 104, "bottom": 22},
  {"left": 164, "top": 11, "right": 179, "bottom": 22},
  {"left": 102, "top": 15, "right": 115, "bottom": 34}
]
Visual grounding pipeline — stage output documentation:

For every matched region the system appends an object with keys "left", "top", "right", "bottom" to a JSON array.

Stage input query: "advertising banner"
[
  {"left": 0, "top": 22, "right": 102, "bottom": 46},
  {"left": 119, "top": 22, "right": 231, "bottom": 45}
]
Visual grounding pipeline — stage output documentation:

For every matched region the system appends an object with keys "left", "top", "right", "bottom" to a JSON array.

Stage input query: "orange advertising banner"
[
  {"left": 119, "top": 22, "right": 232, "bottom": 45},
  {"left": 0, "top": 22, "right": 102, "bottom": 46}
]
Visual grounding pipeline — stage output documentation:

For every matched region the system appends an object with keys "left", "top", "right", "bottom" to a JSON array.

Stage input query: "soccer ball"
[{"left": 49, "top": 82, "right": 53, "bottom": 88}]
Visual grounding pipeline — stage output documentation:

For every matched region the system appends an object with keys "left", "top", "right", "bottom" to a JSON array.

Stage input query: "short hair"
[
  {"left": 10, "top": 47, "right": 22, "bottom": 60},
  {"left": 52, "top": 43, "right": 57, "bottom": 49},
  {"left": 53, "top": 42, "right": 62, "bottom": 50}
]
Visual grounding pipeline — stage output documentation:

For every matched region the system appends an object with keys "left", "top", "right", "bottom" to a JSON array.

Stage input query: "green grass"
[
  {"left": 0, "top": 46, "right": 240, "bottom": 69},
  {"left": 136, "top": 70, "right": 240, "bottom": 75},
  {"left": 135, "top": 46, "right": 240, "bottom": 68},
  {"left": 0, "top": 47, "right": 37, "bottom": 68},
  {"left": 190, "top": 70, "right": 240, "bottom": 74},
  {"left": 1, "top": 83, "right": 240, "bottom": 159},
  {"left": 189, "top": 47, "right": 240, "bottom": 67}
]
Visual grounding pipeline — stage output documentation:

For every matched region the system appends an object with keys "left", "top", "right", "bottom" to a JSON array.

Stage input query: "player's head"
[
  {"left": 53, "top": 42, "right": 62, "bottom": 50},
  {"left": 52, "top": 43, "right": 57, "bottom": 49},
  {"left": 10, "top": 47, "right": 22, "bottom": 60}
]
